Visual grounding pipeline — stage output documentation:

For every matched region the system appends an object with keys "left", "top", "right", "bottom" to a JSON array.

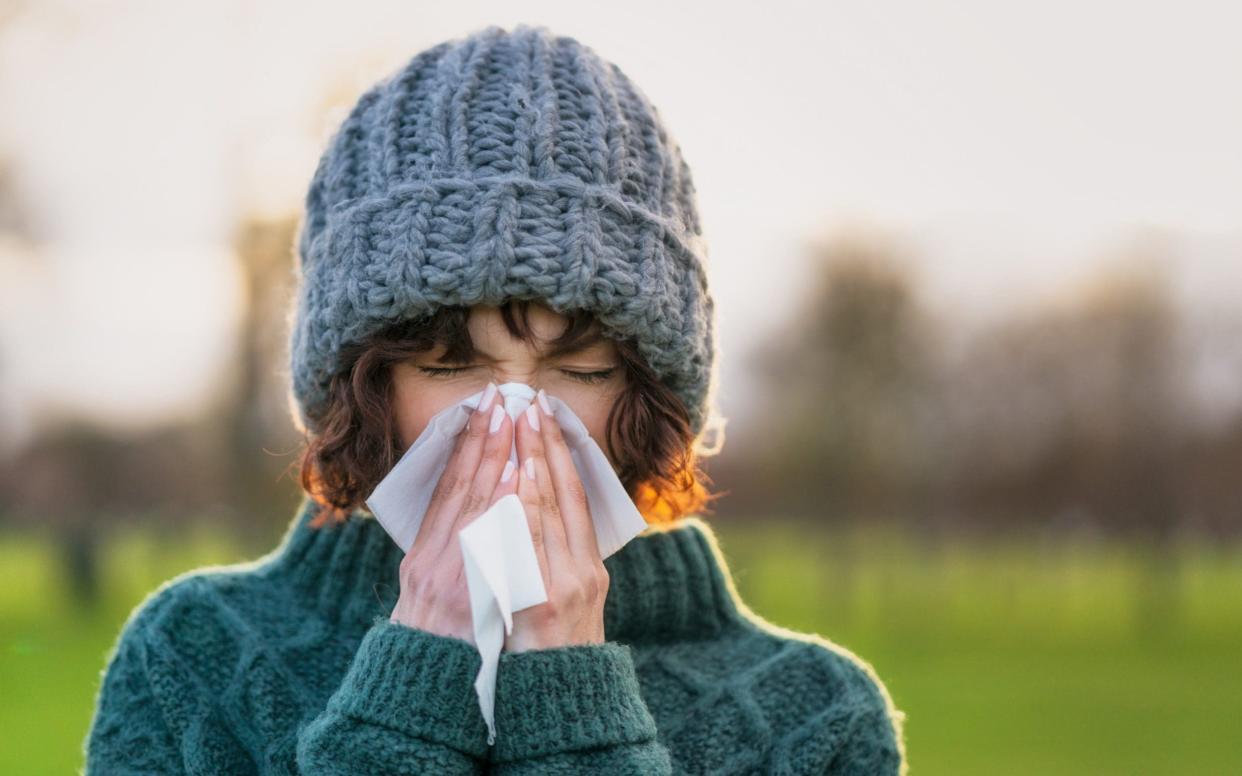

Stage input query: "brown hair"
[{"left": 296, "top": 300, "right": 721, "bottom": 529}]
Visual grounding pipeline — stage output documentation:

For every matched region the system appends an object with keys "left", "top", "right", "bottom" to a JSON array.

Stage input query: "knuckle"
[
  {"left": 461, "top": 489, "right": 487, "bottom": 518},
  {"left": 399, "top": 553, "right": 417, "bottom": 580},
  {"left": 479, "top": 443, "right": 508, "bottom": 468},
  {"left": 540, "top": 592, "right": 563, "bottom": 618},
  {"left": 433, "top": 470, "right": 457, "bottom": 498},
  {"left": 579, "top": 566, "right": 601, "bottom": 596},
  {"left": 402, "top": 549, "right": 428, "bottom": 575},
  {"left": 526, "top": 516, "right": 544, "bottom": 546},
  {"left": 567, "top": 577, "right": 590, "bottom": 604},
  {"left": 566, "top": 478, "right": 589, "bottom": 511},
  {"left": 443, "top": 470, "right": 469, "bottom": 498},
  {"left": 521, "top": 484, "right": 542, "bottom": 511},
  {"left": 546, "top": 421, "right": 567, "bottom": 445},
  {"left": 422, "top": 487, "right": 443, "bottom": 514}
]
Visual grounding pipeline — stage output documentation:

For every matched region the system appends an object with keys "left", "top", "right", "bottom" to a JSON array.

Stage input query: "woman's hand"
[
  {"left": 498, "top": 388, "right": 609, "bottom": 653},
  {"left": 389, "top": 382, "right": 515, "bottom": 643}
]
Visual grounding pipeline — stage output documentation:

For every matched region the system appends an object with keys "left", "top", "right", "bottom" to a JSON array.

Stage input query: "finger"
[
  {"left": 489, "top": 455, "right": 520, "bottom": 506},
  {"left": 450, "top": 401, "right": 514, "bottom": 534},
  {"left": 533, "top": 389, "right": 600, "bottom": 564},
  {"left": 515, "top": 402, "right": 571, "bottom": 579},
  {"left": 515, "top": 436, "right": 552, "bottom": 592},
  {"left": 415, "top": 382, "right": 499, "bottom": 556}
]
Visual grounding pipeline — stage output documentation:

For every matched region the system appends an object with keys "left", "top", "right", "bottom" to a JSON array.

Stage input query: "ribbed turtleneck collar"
[{"left": 263, "top": 496, "right": 747, "bottom": 644}]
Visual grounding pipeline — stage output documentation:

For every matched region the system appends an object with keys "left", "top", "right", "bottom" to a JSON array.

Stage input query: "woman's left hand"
[{"left": 489, "top": 389, "right": 609, "bottom": 652}]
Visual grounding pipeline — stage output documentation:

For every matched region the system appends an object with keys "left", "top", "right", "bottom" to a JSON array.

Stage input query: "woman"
[{"left": 84, "top": 23, "right": 906, "bottom": 774}]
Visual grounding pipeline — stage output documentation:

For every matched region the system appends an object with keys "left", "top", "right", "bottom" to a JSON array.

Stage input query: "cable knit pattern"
[
  {"left": 83, "top": 496, "right": 908, "bottom": 774},
  {"left": 288, "top": 23, "right": 718, "bottom": 437}
]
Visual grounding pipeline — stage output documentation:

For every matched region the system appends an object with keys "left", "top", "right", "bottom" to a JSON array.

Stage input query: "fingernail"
[
  {"left": 536, "top": 389, "right": 552, "bottom": 416},
  {"left": 524, "top": 456, "right": 536, "bottom": 480},
  {"left": 479, "top": 382, "right": 498, "bottom": 412},
  {"left": 525, "top": 403, "right": 540, "bottom": 431},
  {"left": 489, "top": 404, "right": 505, "bottom": 433},
  {"left": 501, "top": 460, "right": 515, "bottom": 482}
]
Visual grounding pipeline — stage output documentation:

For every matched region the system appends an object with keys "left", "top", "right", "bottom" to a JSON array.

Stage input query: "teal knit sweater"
[{"left": 83, "top": 497, "right": 907, "bottom": 774}]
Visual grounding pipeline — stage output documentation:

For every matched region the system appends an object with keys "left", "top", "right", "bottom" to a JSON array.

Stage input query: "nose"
[{"left": 487, "top": 371, "right": 540, "bottom": 392}]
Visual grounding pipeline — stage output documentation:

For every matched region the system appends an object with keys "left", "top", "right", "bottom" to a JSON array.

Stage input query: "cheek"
[
  {"left": 392, "top": 375, "right": 474, "bottom": 448},
  {"left": 550, "top": 384, "right": 622, "bottom": 459}
]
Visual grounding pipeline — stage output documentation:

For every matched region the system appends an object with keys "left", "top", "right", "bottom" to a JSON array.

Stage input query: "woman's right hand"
[{"left": 389, "top": 382, "right": 518, "bottom": 643}]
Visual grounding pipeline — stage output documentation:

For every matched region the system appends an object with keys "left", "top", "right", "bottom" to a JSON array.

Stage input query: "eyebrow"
[
  {"left": 541, "top": 330, "right": 609, "bottom": 359},
  {"left": 439, "top": 330, "right": 611, "bottom": 363}
]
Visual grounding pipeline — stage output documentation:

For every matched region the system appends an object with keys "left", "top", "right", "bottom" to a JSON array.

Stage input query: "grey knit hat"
[{"left": 288, "top": 24, "right": 717, "bottom": 437}]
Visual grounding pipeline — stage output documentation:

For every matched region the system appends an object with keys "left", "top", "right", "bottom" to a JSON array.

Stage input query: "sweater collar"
[{"left": 265, "top": 496, "right": 747, "bottom": 643}]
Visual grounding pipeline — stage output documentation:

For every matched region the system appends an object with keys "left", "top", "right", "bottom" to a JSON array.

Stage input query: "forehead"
[{"left": 463, "top": 304, "right": 613, "bottom": 356}]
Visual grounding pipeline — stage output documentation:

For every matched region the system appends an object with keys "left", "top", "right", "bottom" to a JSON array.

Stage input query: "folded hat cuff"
[{"left": 289, "top": 172, "right": 713, "bottom": 435}]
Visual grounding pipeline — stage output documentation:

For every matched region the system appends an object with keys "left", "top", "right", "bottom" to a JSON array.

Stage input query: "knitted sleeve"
[
  {"left": 85, "top": 597, "right": 492, "bottom": 774},
  {"left": 487, "top": 640, "right": 673, "bottom": 774},
  {"left": 294, "top": 617, "right": 491, "bottom": 774}
]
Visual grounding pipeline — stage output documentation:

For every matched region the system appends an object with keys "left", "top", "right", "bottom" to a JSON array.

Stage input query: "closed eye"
[
  {"left": 417, "top": 366, "right": 617, "bottom": 384},
  {"left": 562, "top": 367, "right": 617, "bottom": 385}
]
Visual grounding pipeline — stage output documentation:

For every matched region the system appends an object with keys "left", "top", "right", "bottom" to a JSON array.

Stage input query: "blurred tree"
[
  {"left": 742, "top": 229, "right": 937, "bottom": 523},
  {"left": 941, "top": 257, "right": 1186, "bottom": 538},
  {"left": 210, "top": 215, "right": 304, "bottom": 539},
  {"left": 0, "top": 60, "right": 359, "bottom": 601},
  {"left": 0, "top": 212, "right": 305, "bottom": 600},
  {"left": 938, "top": 253, "right": 1190, "bottom": 633},
  {"left": 0, "top": 421, "right": 227, "bottom": 605}
]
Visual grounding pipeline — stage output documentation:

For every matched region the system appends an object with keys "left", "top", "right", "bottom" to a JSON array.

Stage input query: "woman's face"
[{"left": 390, "top": 303, "right": 626, "bottom": 463}]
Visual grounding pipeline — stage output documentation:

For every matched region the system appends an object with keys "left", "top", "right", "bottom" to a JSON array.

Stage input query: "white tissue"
[{"left": 364, "top": 382, "right": 649, "bottom": 745}]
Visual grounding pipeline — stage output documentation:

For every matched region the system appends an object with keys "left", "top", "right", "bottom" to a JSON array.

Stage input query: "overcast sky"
[{"left": 1, "top": 0, "right": 1239, "bottom": 451}]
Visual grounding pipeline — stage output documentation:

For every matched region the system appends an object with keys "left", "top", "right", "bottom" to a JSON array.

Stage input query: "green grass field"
[{"left": 2, "top": 518, "right": 1239, "bottom": 775}]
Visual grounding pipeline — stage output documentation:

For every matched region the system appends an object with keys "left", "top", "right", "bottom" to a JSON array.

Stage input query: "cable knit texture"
[
  {"left": 83, "top": 496, "right": 907, "bottom": 774},
  {"left": 288, "top": 23, "right": 718, "bottom": 437}
]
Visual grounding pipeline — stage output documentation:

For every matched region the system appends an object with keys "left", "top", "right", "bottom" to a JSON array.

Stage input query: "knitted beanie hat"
[{"left": 287, "top": 23, "right": 717, "bottom": 437}]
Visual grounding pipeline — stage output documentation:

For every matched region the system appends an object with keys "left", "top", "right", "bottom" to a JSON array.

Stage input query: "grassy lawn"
[
  {"left": 1, "top": 517, "right": 1239, "bottom": 775},
  {"left": 719, "top": 519, "right": 1242, "bottom": 775}
]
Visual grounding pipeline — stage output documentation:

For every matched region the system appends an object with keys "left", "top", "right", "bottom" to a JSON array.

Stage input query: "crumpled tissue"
[{"left": 365, "top": 381, "right": 649, "bottom": 745}]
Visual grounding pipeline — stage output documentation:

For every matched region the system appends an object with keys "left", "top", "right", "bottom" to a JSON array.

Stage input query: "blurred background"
[{"left": 2, "top": 2, "right": 1240, "bottom": 774}]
